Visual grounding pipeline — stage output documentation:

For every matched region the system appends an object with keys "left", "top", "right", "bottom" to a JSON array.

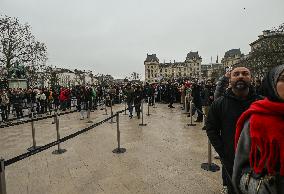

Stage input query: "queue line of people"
[{"left": 205, "top": 65, "right": 284, "bottom": 194}]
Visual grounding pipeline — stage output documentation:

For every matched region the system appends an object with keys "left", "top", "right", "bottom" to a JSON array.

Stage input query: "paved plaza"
[{"left": 0, "top": 103, "right": 222, "bottom": 194}]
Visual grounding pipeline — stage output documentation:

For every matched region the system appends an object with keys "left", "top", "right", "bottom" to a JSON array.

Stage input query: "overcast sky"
[{"left": 1, "top": 0, "right": 283, "bottom": 79}]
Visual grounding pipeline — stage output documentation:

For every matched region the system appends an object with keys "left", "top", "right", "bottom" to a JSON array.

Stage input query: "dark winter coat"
[
  {"left": 192, "top": 84, "right": 202, "bottom": 106},
  {"left": 125, "top": 88, "right": 134, "bottom": 104},
  {"left": 206, "top": 88, "right": 261, "bottom": 167},
  {"left": 133, "top": 90, "right": 143, "bottom": 105}
]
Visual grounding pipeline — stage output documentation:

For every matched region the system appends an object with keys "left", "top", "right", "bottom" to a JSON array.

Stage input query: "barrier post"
[
  {"left": 109, "top": 98, "right": 116, "bottom": 123},
  {"left": 146, "top": 97, "right": 151, "bottom": 116},
  {"left": 112, "top": 113, "right": 126, "bottom": 154},
  {"left": 27, "top": 113, "right": 41, "bottom": 151},
  {"left": 183, "top": 96, "right": 188, "bottom": 114},
  {"left": 86, "top": 101, "right": 93, "bottom": 123},
  {"left": 100, "top": 97, "right": 104, "bottom": 110},
  {"left": 0, "top": 158, "right": 7, "bottom": 194},
  {"left": 123, "top": 98, "right": 127, "bottom": 115},
  {"left": 187, "top": 100, "right": 196, "bottom": 126},
  {"left": 52, "top": 114, "right": 67, "bottom": 155},
  {"left": 103, "top": 99, "right": 108, "bottom": 115},
  {"left": 153, "top": 95, "right": 157, "bottom": 108},
  {"left": 139, "top": 100, "right": 147, "bottom": 126},
  {"left": 52, "top": 109, "right": 57, "bottom": 124},
  {"left": 201, "top": 140, "right": 220, "bottom": 172},
  {"left": 201, "top": 117, "right": 220, "bottom": 172}
]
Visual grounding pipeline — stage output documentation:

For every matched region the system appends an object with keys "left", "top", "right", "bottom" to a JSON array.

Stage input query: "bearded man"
[{"left": 205, "top": 67, "right": 261, "bottom": 194}]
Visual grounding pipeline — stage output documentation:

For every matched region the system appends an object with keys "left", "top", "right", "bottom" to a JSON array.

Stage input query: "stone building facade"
[
  {"left": 144, "top": 52, "right": 202, "bottom": 83},
  {"left": 221, "top": 48, "right": 244, "bottom": 68},
  {"left": 201, "top": 63, "right": 223, "bottom": 81}
]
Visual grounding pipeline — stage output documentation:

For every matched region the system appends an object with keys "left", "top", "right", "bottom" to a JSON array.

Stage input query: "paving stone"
[{"left": 1, "top": 103, "right": 222, "bottom": 194}]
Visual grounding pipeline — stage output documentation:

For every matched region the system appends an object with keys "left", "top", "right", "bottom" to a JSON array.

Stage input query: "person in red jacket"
[{"left": 59, "top": 87, "right": 67, "bottom": 111}]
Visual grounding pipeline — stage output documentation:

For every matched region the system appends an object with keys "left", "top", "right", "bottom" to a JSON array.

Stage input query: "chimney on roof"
[{"left": 174, "top": 60, "right": 175, "bottom": 63}]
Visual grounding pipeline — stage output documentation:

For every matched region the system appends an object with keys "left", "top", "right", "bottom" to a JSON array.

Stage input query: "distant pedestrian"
[
  {"left": 124, "top": 83, "right": 134, "bottom": 118},
  {"left": 134, "top": 85, "right": 143, "bottom": 119}
]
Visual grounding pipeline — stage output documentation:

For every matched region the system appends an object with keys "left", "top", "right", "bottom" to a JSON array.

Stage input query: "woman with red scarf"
[{"left": 233, "top": 65, "right": 284, "bottom": 193}]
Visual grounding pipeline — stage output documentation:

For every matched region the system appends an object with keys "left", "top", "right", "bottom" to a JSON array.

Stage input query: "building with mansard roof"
[
  {"left": 221, "top": 48, "right": 244, "bottom": 68},
  {"left": 144, "top": 52, "right": 202, "bottom": 83}
]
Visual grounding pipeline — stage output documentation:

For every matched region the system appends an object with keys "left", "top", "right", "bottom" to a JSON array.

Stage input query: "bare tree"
[
  {"left": 0, "top": 15, "right": 47, "bottom": 78},
  {"left": 236, "top": 23, "right": 284, "bottom": 79}
]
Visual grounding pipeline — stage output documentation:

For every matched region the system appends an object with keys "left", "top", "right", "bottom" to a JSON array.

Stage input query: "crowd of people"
[
  {"left": 1, "top": 65, "right": 283, "bottom": 193},
  {"left": 205, "top": 65, "right": 284, "bottom": 194},
  {"left": 0, "top": 79, "right": 218, "bottom": 122}
]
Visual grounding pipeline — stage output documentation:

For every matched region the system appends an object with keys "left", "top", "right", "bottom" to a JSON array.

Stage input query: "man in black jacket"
[
  {"left": 167, "top": 82, "right": 175, "bottom": 108},
  {"left": 124, "top": 83, "right": 134, "bottom": 118},
  {"left": 206, "top": 67, "right": 261, "bottom": 194},
  {"left": 191, "top": 82, "right": 203, "bottom": 122}
]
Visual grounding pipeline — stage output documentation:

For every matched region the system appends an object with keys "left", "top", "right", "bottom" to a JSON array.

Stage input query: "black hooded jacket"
[{"left": 206, "top": 87, "right": 261, "bottom": 166}]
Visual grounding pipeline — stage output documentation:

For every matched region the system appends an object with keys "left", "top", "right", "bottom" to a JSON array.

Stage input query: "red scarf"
[{"left": 235, "top": 98, "right": 284, "bottom": 176}]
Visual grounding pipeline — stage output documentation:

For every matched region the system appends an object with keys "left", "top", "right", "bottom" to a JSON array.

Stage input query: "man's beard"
[{"left": 232, "top": 80, "right": 250, "bottom": 91}]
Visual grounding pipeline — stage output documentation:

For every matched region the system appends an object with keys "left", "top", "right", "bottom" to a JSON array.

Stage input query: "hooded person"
[{"left": 233, "top": 64, "right": 284, "bottom": 194}]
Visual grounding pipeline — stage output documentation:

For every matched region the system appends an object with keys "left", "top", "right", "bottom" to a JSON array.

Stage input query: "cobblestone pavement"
[{"left": 0, "top": 103, "right": 223, "bottom": 194}]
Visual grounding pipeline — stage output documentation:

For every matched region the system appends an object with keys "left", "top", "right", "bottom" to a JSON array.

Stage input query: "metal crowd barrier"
[
  {"left": 0, "top": 106, "right": 128, "bottom": 194},
  {"left": 187, "top": 103, "right": 220, "bottom": 172},
  {"left": 191, "top": 105, "right": 240, "bottom": 192},
  {"left": 0, "top": 100, "right": 106, "bottom": 128},
  {"left": 139, "top": 100, "right": 147, "bottom": 126},
  {"left": 146, "top": 97, "right": 151, "bottom": 116},
  {"left": 187, "top": 100, "right": 196, "bottom": 126},
  {"left": 0, "top": 109, "right": 77, "bottom": 128},
  {"left": 183, "top": 96, "right": 190, "bottom": 114}
]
